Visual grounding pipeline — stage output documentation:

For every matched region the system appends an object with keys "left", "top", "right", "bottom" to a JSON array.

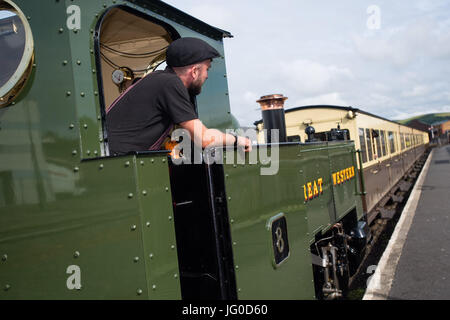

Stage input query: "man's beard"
[{"left": 188, "top": 80, "right": 203, "bottom": 96}]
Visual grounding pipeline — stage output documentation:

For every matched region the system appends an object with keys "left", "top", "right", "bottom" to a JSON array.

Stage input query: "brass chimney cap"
[
  {"left": 256, "top": 94, "right": 288, "bottom": 111},
  {"left": 256, "top": 94, "right": 288, "bottom": 103}
]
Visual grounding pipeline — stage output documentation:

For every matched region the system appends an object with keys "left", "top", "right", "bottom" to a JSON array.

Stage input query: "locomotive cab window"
[
  {"left": 0, "top": 0, "right": 34, "bottom": 108},
  {"left": 95, "top": 6, "right": 178, "bottom": 112}
]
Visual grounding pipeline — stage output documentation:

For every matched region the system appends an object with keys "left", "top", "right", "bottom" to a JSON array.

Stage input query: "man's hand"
[
  {"left": 179, "top": 119, "right": 252, "bottom": 152},
  {"left": 236, "top": 135, "right": 252, "bottom": 152}
]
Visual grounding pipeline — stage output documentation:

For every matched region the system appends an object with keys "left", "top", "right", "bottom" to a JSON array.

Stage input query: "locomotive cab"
[{"left": 95, "top": 6, "right": 178, "bottom": 109}]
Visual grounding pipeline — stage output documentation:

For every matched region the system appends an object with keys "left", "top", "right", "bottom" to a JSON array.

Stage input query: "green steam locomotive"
[{"left": 0, "top": 0, "right": 370, "bottom": 299}]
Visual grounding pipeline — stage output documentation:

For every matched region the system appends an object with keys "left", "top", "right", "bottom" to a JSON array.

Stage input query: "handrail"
[{"left": 354, "top": 149, "right": 367, "bottom": 196}]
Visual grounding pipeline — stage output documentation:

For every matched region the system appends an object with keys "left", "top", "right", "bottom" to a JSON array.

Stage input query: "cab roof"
[{"left": 127, "top": 0, "right": 233, "bottom": 40}]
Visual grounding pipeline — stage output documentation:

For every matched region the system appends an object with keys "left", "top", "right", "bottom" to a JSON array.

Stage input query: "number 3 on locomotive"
[{"left": 267, "top": 213, "right": 290, "bottom": 268}]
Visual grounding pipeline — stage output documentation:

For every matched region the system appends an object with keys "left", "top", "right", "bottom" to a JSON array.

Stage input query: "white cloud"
[
  {"left": 290, "top": 92, "right": 348, "bottom": 107},
  {"left": 278, "top": 59, "right": 353, "bottom": 95},
  {"left": 402, "top": 85, "right": 430, "bottom": 97},
  {"left": 414, "top": 0, "right": 450, "bottom": 13},
  {"left": 185, "top": 4, "right": 234, "bottom": 30},
  {"left": 243, "top": 91, "right": 260, "bottom": 106},
  {"left": 165, "top": 0, "right": 450, "bottom": 125},
  {"left": 353, "top": 17, "right": 450, "bottom": 66}
]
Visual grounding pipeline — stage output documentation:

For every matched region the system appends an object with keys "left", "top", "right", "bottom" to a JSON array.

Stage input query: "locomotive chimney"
[{"left": 256, "top": 94, "right": 288, "bottom": 143}]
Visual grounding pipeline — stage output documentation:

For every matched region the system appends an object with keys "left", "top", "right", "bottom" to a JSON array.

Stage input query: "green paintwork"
[
  {"left": 224, "top": 145, "right": 315, "bottom": 299},
  {"left": 327, "top": 143, "right": 358, "bottom": 221},
  {"left": 0, "top": 152, "right": 179, "bottom": 299},
  {"left": 0, "top": 0, "right": 366, "bottom": 300},
  {"left": 222, "top": 142, "right": 363, "bottom": 299},
  {"left": 134, "top": 154, "right": 181, "bottom": 299},
  {"left": 0, "top": 0, "right": 203, "bottom": 299}
]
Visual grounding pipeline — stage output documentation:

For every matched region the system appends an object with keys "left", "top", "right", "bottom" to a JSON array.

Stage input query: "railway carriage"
[{"left": 256, "top": 105, "right": 429, "bottom": 222}]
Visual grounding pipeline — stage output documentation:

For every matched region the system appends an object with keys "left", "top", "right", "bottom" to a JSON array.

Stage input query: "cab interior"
[{"left": 97, "top": 6, "right": 178, "bottom": 110}]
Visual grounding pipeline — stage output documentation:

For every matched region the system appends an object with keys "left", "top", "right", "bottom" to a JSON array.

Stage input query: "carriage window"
[
  {"left": 96, "top": 6, "right": 177, "bottom": 111},
  {"left": 395, "top": 132, "right": 398, "bottom": 151},
  {"left": 388, "top": 131, "right": 396, "bottom": 153},
  {"left": 358, "top": 128, "right": 368, "bottom": 163},
  {"left": 365, "top": 128, "right": 373, "bottom": 161},
  {"left": 380, "top": 130, "right": 387, "bottom": 156},
  {"left": 405, "top": 134, "right": 411, "bottom": 148},
  {"left": 400, "top": 133, "right": 405, "bottom": 150},
  {"left": 372, "top": 129, "right": 382, "bottom": 158},
  {"left": 0, "top": 1, "right": 34, "bottom": 108}
]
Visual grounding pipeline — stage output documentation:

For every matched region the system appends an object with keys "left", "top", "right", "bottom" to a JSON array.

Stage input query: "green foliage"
[{"left": 398, "top": 112, "right": 450, "bottom": 125}]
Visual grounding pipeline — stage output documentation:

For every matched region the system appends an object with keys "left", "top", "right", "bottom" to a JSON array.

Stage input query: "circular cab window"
[{"left": 0, "top": 0, "right": 34, "bottom": 108}]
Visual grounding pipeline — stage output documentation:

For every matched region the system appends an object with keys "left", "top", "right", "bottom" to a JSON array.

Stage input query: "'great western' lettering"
[
  {"left": 332, "top": 166, "right": 355, "bottom": 186},
  {"left": 303, "top": 178, "right": 323, "bottom": 202}
]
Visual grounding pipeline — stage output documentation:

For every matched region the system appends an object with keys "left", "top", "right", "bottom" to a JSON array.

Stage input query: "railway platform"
[{"left": 364, "top": 145, "right": 450, "bottom": 300}]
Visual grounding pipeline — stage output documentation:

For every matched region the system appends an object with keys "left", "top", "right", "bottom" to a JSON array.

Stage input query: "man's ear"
[{"left": 190, "top": 65, "right": 199, "bottom": 79}]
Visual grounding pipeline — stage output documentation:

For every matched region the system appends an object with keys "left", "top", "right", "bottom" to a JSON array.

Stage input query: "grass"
[{"left": 398, "top": 112, "right": 450, "bottom": 125}]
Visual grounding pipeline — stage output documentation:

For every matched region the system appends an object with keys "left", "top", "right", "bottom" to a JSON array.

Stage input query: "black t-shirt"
[{"left": 106, "top": 67, "right": 198, "bottom": 154}]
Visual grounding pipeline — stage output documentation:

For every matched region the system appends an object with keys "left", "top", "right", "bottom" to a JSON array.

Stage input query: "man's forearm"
[{"left": 180, "top": 119, "right": 234, "bottom": 148}]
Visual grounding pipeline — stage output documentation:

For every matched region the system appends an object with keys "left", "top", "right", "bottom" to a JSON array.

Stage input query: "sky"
[{"left": 164, "top": 0, "right": 450, "bottom": 126}]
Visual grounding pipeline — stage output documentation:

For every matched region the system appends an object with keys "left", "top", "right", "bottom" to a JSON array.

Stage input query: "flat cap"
[{"left": 166, "top": 37, "right": 221, "bottom": 67}]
